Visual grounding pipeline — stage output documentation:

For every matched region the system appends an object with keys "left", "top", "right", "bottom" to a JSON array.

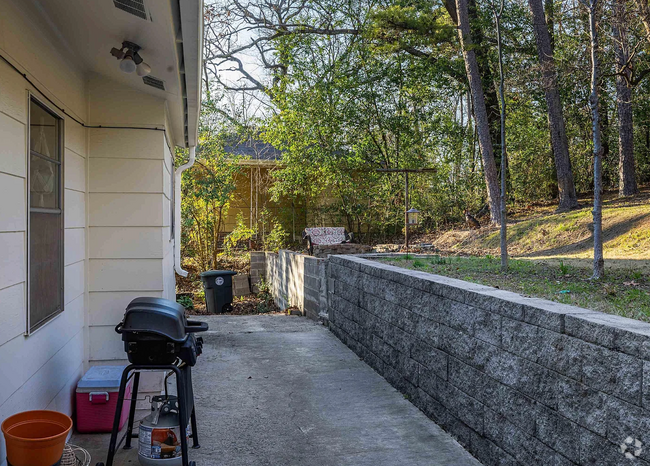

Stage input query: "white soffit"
[{"left": 24, "top": 0, "right": 203, "bottom": 148}]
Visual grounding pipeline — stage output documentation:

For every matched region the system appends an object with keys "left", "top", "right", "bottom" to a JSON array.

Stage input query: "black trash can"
[{"left": 200, "top": 270, "right": 237, "bottom": 314}]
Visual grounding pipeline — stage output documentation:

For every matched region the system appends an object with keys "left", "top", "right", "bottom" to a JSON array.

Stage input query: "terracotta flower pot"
[{"left": 2, "top": 410, "right": 72, "bottom": 466}]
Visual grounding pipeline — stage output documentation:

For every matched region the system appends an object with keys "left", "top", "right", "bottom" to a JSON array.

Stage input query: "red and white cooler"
[{"left": 76, "top": 366, "right": 132, "bottom": 433}]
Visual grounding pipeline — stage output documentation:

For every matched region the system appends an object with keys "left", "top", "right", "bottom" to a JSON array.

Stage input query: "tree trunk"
[
  {"left": 455, "top": 0, "right": 501, "bottom": 224},
  {"left": 468, "top": 0, "right": 502, "bottom": 173},
  {"left": 495, "top": 1, "right": 508, "bottom": 272},
  {"left": 528, "top": 0, "right": 579, "bottom": 211},
  {"left": 613, "top": 0, "right": 639, "bottom": 196},
  {"left": 587, "top": 0, "right": 604, "bottom": 279}
]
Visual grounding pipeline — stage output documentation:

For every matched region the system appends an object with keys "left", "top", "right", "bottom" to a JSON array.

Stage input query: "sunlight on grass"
[{"left": 377, "top": 255, "right": 650, "bottom": 322}]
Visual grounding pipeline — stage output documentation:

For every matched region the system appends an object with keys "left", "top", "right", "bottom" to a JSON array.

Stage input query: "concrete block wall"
[
  {"left": 259, "top": 250, "right": 327, "bottom": 320},
  {"left": 250, "top": 252, "right": 265, "bottom": 293},
  {"left": 327, "top": 254, "right": 650, "bottom": 466}
]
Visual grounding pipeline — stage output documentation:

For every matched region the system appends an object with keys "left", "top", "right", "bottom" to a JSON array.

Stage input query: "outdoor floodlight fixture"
[
  {"left": 407, "top": 208, "right": 420, "bottom": 225},
  {"left": 110, "top": 41, "right": 151, "bottom": 77}
]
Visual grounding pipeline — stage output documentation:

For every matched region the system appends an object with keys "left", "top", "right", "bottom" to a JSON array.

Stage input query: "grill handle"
[
  {"left": 115, "top": 321, "right": 124, "bottom": 334},
  {"left": 185, "top": 320, "right": 209, "bottom": 333}
]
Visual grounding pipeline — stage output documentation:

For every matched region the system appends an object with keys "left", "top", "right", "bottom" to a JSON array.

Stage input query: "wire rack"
[{"left": 61, "top": 444, "right": 91, "bottom": 466}]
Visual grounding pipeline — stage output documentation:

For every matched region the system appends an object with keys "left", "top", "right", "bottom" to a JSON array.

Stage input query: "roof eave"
[{"left": 177, "top": 0, "right": 202, "bottom": 148}]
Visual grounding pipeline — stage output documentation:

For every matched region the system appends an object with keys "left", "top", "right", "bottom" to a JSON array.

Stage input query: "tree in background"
[
  {"left": 613, "top": 0, "right": 638, "bottom": 196},
  {"left": 200, "top": 0, "right": 650, "bottom": 244},
  {"left": 492, "top": 0, "right": 508, "bottom": 270},
  {"left": 584, "top": 0, "right": 605, "bottom": 278},
  {"left": 455, "top": 0, "right": 501, "bottom": 224},
  {"left": 178, "top": 138, "right": 241, "bottom": 272},
  {"left": 527, "top": 0, "right": 579, "bottom": 210}
]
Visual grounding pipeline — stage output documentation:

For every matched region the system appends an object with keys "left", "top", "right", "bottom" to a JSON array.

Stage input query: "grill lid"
[{"left": 117, "top": 297, "right": 207, "bottom": 342}]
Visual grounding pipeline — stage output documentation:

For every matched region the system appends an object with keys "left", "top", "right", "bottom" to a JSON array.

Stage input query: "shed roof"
[{"left": 224, "top": 137, "right": 283, "bottom": 162}]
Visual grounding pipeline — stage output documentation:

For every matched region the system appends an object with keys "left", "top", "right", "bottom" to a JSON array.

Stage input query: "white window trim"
[{"left": 25, "top": 91, "right": 65, "bottom": 336}]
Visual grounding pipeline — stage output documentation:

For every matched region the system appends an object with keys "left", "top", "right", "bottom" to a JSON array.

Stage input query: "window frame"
[{"left": 26, "top": 94, "right": 65, "bottom": 335}]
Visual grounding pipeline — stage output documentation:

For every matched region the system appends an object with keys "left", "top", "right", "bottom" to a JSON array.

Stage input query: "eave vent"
[
  {"left": 143, "top": 76, "right": 165, "bottom": 91},
  {"left": 113, "top": 0, "right": 148, "bottom": 20}
]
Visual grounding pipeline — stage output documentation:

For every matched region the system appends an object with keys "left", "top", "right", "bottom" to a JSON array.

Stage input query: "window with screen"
[{"left": 29, "top": 98, "right": 64, "bottom": 332}]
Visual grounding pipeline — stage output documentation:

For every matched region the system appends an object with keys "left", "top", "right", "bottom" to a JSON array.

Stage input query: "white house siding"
[
  {"left": 0, "top": 0, "right": 88, "bottom": 462},
  {"left": 88, "top": 75, "right": 176, "bottom": 363}
]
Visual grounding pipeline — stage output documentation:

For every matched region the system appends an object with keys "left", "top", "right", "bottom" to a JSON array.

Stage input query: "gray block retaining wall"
[
  {"left": 327, "top": 254, "right": 650, "bottom": 466},
  {"left": 255, "top": 250, "right": 327, "bottom": 320}
]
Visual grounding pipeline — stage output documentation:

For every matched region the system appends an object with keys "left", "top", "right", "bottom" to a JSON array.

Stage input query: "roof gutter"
[{"left": 174, "top": 146, "right": 196, "bottom": 277}]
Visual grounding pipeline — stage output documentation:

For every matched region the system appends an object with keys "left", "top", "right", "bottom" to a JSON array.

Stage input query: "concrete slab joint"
[{"left": 324, "top": 254, "right": 650, "bottom": 466}]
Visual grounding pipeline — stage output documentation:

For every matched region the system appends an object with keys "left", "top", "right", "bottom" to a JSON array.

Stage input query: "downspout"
[{"left": 174, "top": 146, "right": 196, "bottom": 277}]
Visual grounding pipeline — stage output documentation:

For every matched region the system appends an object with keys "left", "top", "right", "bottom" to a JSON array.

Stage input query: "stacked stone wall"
[{"left": 327, "top": 254, "right": 650, "bottom": 466}]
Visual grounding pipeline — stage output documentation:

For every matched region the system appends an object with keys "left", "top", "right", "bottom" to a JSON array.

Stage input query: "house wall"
[
  {"left": 0, "top": 0, "right": 87, "bottom": 461},
  {"left": 87, "top": 75, "right": 175, "bottom": 363}
]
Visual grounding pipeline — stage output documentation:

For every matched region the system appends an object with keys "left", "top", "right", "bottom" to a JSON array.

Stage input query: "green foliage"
[
  {"left": 178, "top": 135, "right": 241, "bottom": 271},
  {"left": 224, "top": 214, "right": 256, "bottom": 254},
  {"left": 559, "top": 261, "right": 570, "bottom": 276},
  {"left": 430, "top": 255, "right": 447, "bottom": 265},
  {"left": 177, "top": 295, "right": 194, "bottom": 310},
  {"left": 263, "top": 220, "right": 289, "bottom": 252},
  {"left": 378, "top": 256, "right": 650, "bottom": 321},
  {"left": 255, "top": 279, "right": 275, "bottom": 313},
  {"left": 201, "top": 0, "right": 650, "bottom": 244}
]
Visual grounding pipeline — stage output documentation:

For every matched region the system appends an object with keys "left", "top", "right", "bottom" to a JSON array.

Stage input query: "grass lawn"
[{"left": 376, "top": 255, "right": 650, "bottom": 322}]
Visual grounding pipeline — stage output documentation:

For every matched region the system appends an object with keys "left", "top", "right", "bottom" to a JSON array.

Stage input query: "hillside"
[{"left": 414, "top": 188, "right": 650, "bottom": 273}]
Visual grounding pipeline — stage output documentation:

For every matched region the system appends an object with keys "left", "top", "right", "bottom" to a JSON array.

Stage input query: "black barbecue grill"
[
  {"left": 97, "top": 297, "right": 208, "bottom": 466},
  {"left": 117, "top": 297, "right": 208, "bottom": 365}
]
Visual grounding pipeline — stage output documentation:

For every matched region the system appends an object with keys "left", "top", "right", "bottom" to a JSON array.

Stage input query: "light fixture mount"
[{"left": 110, "top": 41, "right": 151, "bottom": 76}]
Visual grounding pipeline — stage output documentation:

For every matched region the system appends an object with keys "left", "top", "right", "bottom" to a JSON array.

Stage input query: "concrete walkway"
[{"left": 75, "top": 315, "right": 480, "bottom": 466}]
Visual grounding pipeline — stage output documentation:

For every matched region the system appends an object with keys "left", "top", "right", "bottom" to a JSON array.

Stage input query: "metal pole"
[{"left": 405, "top": 172, "right": 409, "bottom": 252}]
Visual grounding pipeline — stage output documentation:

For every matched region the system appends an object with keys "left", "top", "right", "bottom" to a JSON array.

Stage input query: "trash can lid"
[{"left": 200, "top": 270, "right": 238, "bottom": 278}]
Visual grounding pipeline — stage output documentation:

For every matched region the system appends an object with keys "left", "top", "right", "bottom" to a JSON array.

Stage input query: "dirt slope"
[{"left": 414, "top": 188, "right": 650, "bottom": 272}]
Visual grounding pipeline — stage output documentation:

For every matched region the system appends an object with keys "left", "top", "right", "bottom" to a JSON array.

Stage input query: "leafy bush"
[
  {"left": 255, "top": 279, "right": 276, "bottom": 313},
  {"left": 263, "top": 221, "right": 288, "bottom": 252},
  {"left": 224, "top": 213, "right": 256, "bottom": 253},
  {"left": 177, "top": 295, "right": 194, "bottom": 310}
]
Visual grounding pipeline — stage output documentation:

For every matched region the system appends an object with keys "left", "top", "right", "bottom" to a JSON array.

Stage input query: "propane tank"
[{"left": 138, "top": 395, "right": 189, "bottom": 465}]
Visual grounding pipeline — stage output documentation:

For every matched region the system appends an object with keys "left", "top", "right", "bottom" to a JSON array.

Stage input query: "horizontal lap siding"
[
  {"left": 87, "top": 83, "right": 175, "bottom": 362},
  {"left": 0, "top": 2, "right": 89, "bottom": 462},
  {"left": 328, "top": 255, "right": 650, "bottom": 466}
]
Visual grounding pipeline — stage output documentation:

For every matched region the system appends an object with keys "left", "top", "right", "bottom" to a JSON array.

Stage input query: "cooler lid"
[{"left": 76, "top": 366, "right": 126, "bottom": 392}]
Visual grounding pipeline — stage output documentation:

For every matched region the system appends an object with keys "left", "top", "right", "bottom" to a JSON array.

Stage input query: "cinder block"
[
  {"left": 485, "top": 410, "right": 574, "bottom": 466},
  {"left": 535, "top": 406, "right": 581, "bottom": 463},
  {"left": 448, "top": 357, "right": 500, "bottom": 410},
  {"left": 382, "top": 323, "right": 413, "bottom": 355},
  {"left": 467, "top": 429, "right": 520, "bottom": 466},
  {"left": 411, "top": 339, "right": 448, "bottom": 379},
  {"left": 232, "top": 274, "right": 251, "bottom": 297},
  {"left": 579, "top": 428, "right": 630, "bottom": 466},
  {"left": 557, "top": 376, "right": 607, "bottom": 436},
  {"left": 580, "top": 342, "right": 642, "bottom": 405},
  {"left": 333, "top": 279, "right": 360, "bottom": 306},
  {"left": 606, "top": 396, "right": 650, "bottom": 462},
  {"left": 566, "top": 311, "right": 650, "bottom": 360}
]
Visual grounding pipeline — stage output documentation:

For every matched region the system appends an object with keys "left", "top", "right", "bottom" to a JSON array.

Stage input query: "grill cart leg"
[
  {"left": 173, "top": 366, "right": 190, "bottom": 466},
  {"left": 123, "top": 371, "right": 140, "bottom": 449},
  {"left": 105, "top": 365, "right": 133, "bottom": 466},
  {"left": 190, "top": 406, "right": 200, "bottom": 448}
]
